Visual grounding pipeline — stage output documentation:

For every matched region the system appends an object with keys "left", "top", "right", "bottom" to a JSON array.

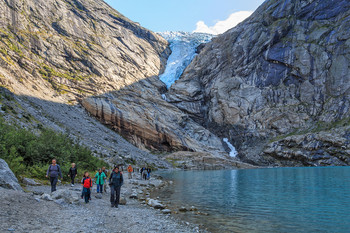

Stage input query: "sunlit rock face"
[
  {"left": 166, "top": 0, "right": 350, "bottom": 166},
  {"left": 0, "top": 0, "right": 170, "bottom": 100}
]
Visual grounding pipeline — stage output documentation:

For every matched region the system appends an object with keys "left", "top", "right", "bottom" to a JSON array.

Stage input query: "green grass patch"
[{"left": 0, "top": 116, "right": 109, "bottom": 181}]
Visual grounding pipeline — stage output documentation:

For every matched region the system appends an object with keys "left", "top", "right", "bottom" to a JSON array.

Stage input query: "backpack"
[{"left": 82, "top": 177, "right": 92, "bottom": 188}]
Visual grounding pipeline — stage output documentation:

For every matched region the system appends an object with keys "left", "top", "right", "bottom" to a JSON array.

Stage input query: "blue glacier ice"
[{"left": 158, "top": 31, "right": 213, "bottom": 89}]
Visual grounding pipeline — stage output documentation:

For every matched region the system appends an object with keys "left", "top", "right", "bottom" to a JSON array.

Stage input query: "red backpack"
[{"left": 82, "top": 177, "right": 92, "bottom": 188}]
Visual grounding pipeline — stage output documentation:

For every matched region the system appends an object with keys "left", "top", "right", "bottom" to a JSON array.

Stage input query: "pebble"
[{"left": 162, "top": 209, "right": 171, "bottom": 214}]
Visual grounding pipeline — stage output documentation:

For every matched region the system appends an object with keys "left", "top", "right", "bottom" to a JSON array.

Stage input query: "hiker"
[
  {"left": 102, "top": 167, "right": 108, "bottom": 193},
  {"left": 142, "top": 168, "right": 147, "bottom": 180},
  {"left": 46, "top": 159, "right": 62, "bottom": 192},
  {"left": 140, "top": 166, "right": 146, "bottom": 180},
  {"left": 95, "top": 168, "right": 106, "bottom": 193},
  {"left": 146, "top": 167, "right": 152, "bottom": 180},
  {"left": 68, "top": 163, "right": 77, "bottom": 187},
  {"left": 109, "top": 166, "right": 124, "bottom": 208},
  {"left": 80, "top": 172, "right": 86, "bottom": 199},
  {"left": 127, "top": 165, "right": 133, "bottom": 179},
  {"left": 82, "top": 171, "right": 92, "bottom": 203}
]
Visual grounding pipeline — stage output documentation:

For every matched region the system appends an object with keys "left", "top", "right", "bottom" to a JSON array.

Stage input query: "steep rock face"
[
  {"left": 0, "top": 0, "right": 169, "bottom": 100},
  {"left": 263, "top": 125, "right": 350, "bottom": 166},
  {"left": 0, "top": 0, "right": 235, "bottom": 165},
  {"left": 167, "top": 0, "right": 350, "bottom": 166},
  {"left": 81, "top": 76, "right": 228, "bottom": 158},
  {"left": 0, "top": 0, "right": 176, "bottom": 167}
]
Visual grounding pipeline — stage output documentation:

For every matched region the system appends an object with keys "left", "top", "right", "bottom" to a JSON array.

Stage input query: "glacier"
[{"left": 158, "top": 31, "right": 213, "bottom": 89}]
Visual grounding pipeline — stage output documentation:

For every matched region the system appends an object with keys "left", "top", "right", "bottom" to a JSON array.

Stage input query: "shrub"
[{"left": 0, "top": 117, "right": 108, "bottom": 181}]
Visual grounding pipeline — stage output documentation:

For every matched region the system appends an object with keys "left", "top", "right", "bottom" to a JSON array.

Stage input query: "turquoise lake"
[{"left": 154, "top": 167, "right": 350, "bottom": 232}]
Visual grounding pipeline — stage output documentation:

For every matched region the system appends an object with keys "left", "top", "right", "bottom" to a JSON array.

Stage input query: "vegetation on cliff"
[{"left": 0, "top": 116, "right": 108, "bottom": 181}]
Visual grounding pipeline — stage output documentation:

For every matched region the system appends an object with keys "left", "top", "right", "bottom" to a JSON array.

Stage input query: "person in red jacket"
[{"left": 81, "top": 171, "right": 92, "bottom": 203}]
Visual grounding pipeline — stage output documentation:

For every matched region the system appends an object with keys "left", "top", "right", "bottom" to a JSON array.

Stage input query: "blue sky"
[{"left": 104, "top": 0, "right": 265, "bottom": 33}]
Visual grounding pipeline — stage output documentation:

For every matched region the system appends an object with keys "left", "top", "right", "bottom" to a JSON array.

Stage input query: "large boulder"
[{"left": 0, "top": 159, "right": 22, "bottom": 191}]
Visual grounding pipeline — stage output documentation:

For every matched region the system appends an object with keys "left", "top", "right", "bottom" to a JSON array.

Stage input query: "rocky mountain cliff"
[
  {"left": 3, "top": 0, "right": 348, "bottom": 168},
  {"left": 0, "top": 0, "right": 243, "bottom": 168},
  {"left": 0, "top": 0, "right": 169, "bottom": 98},
  {"left": 166, "top": 0, "right": 350, "bottom": 166},
  {"left": 0, "top": 0, "right": 174, "bottom": 167}
]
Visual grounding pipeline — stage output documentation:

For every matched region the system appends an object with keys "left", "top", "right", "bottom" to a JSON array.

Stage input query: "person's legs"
[
  {"left": 50, "top": 177, "right": 58, "bottom": 192},
  {"left": 71, "top": 175, "right": 75, "bottom": 185},
  {"left": 97, "top": 184, "right": 100, "bottom": 193},
  {"left": 115, "top": 186, "right": 121, "bottom": 207},
  {"left": 87, "top": 188, "right": 91, "bottom": 202},
  {"left": 100, "top": 184, "right": 104, "bottom": 193},
  {"left": 50, "top": 177, "right": 54, "bottom": 192},
  {"left": 110, "top": 185, "right": 115, "bottom": 207},
  {"left": 84, "top": 188, "right": 90, "bottom": 203}
]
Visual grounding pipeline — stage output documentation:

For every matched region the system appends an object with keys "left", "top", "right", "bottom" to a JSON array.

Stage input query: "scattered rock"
[
  {"left": 147, "top": 199, "right": 165, "bottom": 209},
  {"left": 162, "top": 209, "right": 171, "bottom": 214},
  {"left": 196, "top": 211, "right": 209, "bottom": 216},
  {"left": 189, "top": 206, "right": 198, "bottom": 211},
  {"left": 0, "top": 159, "right": 23, "bottom": 191},
  {"left": 179, "top": 206, "right": 188, "bottom": 212},
  {"left": 22, "top": 177, "right": 41, "bottom": 186},
  {"left": 41, "top": 193, "right": 53, "bottom": 201},
  {"left": 32, "top": 191, "right": 44, "bottom": 196},
  {"left": 129, "top": 192, "right": 138, "bottom": 199},
  {"left": 51, "top": 189, "right": 79, "bottom": 204},
  {"left": 95, "top": 193, "right": 102, "bottom": 199},
  {"left": 54, "top": 198, "right": 67, "bottom": 205},
  {"left": 119, "top": 197, "right": 127, "bottom": 205}
]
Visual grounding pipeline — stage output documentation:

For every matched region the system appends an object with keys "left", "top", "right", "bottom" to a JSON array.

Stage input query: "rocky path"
[{"left": 0, "top": 177, "right": 202, "bottom": 233}]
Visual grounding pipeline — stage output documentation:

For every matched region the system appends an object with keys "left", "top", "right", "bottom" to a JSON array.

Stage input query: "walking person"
[
  {"left": 109, "top": 166, "right": 124, "bottom": 208},
  {"left": 102, "top": 167, "right": 108, "bottom": 193},
  {"left": 46, "top": 159, "right": 62, "bottom": 192},
  {"left": 95, "top": 168, "right": 106, "bottom": 193},
  {"left": 82, "top": 171, "right": 92, "bottom": 204},
  {"left": 127, "top": 164, "right": 133, "bottom": 179},
  {"left": 142, "top": 167, "right": 147, "bottom": 180},
  {"left": 140, "top": 166, "right": 146, "bottom": 180},
  {"left": 146, "top": 167, "right": 152, "bottom": 180},
  {"left": 68, "top": 163, "right": 77, "bottom": 187}
]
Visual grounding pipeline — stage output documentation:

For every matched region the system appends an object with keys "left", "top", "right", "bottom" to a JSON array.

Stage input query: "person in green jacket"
[{"left": 95, "top": 168, "right": 107, "bottom": 193}]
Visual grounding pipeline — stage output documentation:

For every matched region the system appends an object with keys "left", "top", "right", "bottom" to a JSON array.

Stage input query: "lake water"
[{"left": 154, "top": 167, "right": 350, "bottom": 232}]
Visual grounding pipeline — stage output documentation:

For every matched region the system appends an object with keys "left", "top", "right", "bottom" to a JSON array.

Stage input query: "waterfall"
[
  {"left": 223, "top": 138, "right": 238, "bottom": 158},
  {"left": 158, "top": 31, "right": 213, "bottom": 89}
]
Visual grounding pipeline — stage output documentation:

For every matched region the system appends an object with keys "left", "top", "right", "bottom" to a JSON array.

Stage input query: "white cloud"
[{"left": 193, "top": 11, "right": 253, "bottom": 35}]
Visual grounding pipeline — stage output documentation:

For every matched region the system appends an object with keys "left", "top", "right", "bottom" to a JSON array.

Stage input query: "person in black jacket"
[
  {"left": 68, "top": 163, "right": 78, "bottom": 187},
  {"left": 109, "top": 166, "right": 124, "bottom": 208}
]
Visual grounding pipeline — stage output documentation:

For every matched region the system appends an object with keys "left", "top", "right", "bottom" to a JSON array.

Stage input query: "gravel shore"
[{"left": 0, "top": 176, "right": 203, "bottom": 233}]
